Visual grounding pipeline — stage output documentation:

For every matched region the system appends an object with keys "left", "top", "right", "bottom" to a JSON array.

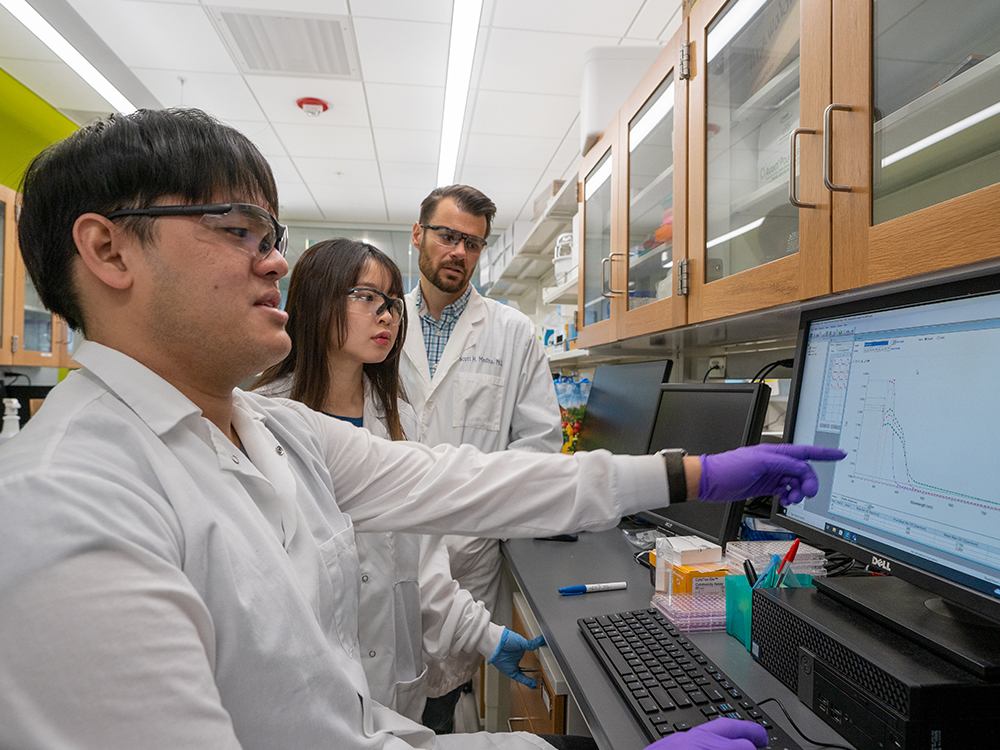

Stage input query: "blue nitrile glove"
[
  {"left": 699, "top": 444, "right": 846, "bottom": 506},
  {"left": 643, "top": 717, "right": 769, "bottom": 749},
  {"left": 488, "top": 629, "right": 545, "bottom": 688}
]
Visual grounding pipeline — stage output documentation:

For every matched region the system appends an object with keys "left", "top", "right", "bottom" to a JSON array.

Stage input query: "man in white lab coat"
[
  {"left": 400, "top": 186, "right": 563, "bottom": 731},
  {"left": 0, "top": 108, "right": 842, "bottom": 750}
]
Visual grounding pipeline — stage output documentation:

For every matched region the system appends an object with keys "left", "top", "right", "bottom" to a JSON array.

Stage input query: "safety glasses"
[
  {"left": 346, "top": 287, "right": 404, "bottom": 323},
  {"left": 106, "top": 203, "right": 288, "bottom": 259},
  {"left": 419, "top": 224, "right": 488, "bottom": 254}
]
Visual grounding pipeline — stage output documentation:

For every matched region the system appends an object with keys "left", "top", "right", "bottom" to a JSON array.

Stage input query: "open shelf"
[{"left": 486, "top": 178, "right": 578, "bottom": 300}]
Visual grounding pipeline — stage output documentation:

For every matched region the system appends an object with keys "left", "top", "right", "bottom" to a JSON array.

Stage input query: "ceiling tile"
[
  {"left": 463, "top": 133, "right": 563, "bottom": 170},
  {"left": 469, "top": 90, "right": 579, "bottom": 138},
  {"left": 273, "top": 122, "right": 376, "bottom": 159},
  {"left": 372, "top": 128, "right": 439, "bottom": 164},
  {"left": 626, "top": 0, "right": 683, "bottom": 41},
  {"left": 349, "top": 0, "right": 452, "bottom": 23},
  {"left": 385, "top": 188, "right": 432, "bottom": 223},
  {"left": 491, "top": 0, "right": 645, "bottom": 37},
  {"left": 457, "top": 164, "right": 542, "bottom": 199},
  {"left": 275, "top": 181, "right": 322, "bottom": 221},
  {"left": 379, "top": 161, "right": 436, "bottom": 190},
  {"left": 262, "top": 155, "right": 301, "bottom": 184},
  {"left": 0, "top": 58, "right": 114, "bottom": 112},
  {"left": 477, "top": 28, "right": 618, "bottom": 96},
  {"left": 0, "top": 8, "right": 62, "bottom": 61},
  {"left": 70, "top": 1, "right": 239, "bottom": 73},
  {"left": 311, "top": 184, "right": 388, "bottom": 223},
  {"left": 295, "top": 157, "right": 382, "bottom": 187},
  {"left": 353, "top": 17, "right": 449, "bottom": 86},
  {"left": 365, "top": 82, "right": 443, "bottom": 131},
  {"left": 247, "top": 77, "right": 369, "bottom": 126},
  {"left": 136, "top": 69, "right": 266, "bottom": 120},
  {"left": 223, "top": 120, "right": 285, "bottom": 158}
]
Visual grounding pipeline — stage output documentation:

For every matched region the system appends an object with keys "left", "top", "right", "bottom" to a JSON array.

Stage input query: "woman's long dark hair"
[{"left": 253, "top": 238, "right": 409, "bottom": 441}]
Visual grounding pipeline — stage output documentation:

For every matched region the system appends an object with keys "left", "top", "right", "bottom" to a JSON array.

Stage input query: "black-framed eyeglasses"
[
  {"left": 346, "top": 287, "right": 404, "bottom": 322},
  {"left": 106, "top": 203, "right": 288, "bottom": 259},
  {"left": 419, "top": 224, "right": 488, "bottom": 254}
]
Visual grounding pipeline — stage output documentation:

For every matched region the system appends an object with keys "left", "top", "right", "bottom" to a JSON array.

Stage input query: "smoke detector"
[{"left": 296, "top": 97, "right": 329, "bottom": 116}]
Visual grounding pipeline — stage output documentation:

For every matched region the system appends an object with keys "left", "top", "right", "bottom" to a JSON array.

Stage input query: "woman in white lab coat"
[{"left": 252, "top": 238, "right": 536, "bottom": 722}]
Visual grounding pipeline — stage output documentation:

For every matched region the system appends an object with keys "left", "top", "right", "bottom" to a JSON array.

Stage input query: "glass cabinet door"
[
  {"left": 0, "top": 186, "right": 14, "bottom": 366},
  {"left": 620, "top": 30, "right": 689, "bottom": 339},
  {"left": 628, "top": 74, "right": 677, "bottom": 310},
  {"left": 577, "top": 115, "right": 621, "bottom": 348},
  {"left": 704, "top": 0, "right": 803, "bottom": 282},
  {"left": 872, "top": 1, "right": 1000, "bottom": 225},
  {"left": 832, "top": 0, "right": 1000, "bottom": 289},
  {"left": 21, "top": 273, "right": 54, "bottom": 358},
  {"left": 688, "top": 0, "right": 831, "bottom": 323}
]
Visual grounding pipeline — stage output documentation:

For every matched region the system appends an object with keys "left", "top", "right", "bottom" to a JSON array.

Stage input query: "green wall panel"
[{"left": 0, "top": 68, "right": 78, "bottom": 188}]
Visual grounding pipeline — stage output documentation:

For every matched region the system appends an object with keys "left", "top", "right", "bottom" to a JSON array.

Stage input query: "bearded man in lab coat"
[{"left": 400, "top": 186, "right": 564, "bottom": 732}]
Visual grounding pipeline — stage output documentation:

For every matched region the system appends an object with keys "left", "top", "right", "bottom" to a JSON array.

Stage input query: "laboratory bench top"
[{"left": 502, "top": 528, "right": 854, "bottom": 750}]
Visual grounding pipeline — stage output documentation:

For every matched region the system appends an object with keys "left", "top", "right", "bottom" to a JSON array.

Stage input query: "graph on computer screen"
[{"left": 826, "top": 327, "right": 1000, "bottom": 568}]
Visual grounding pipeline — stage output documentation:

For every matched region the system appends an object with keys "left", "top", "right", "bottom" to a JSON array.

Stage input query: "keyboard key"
[
  {"left": 638, "top": 697, "right": 658, "bottom": 714},
  {"left": 701, "top": 706, "right": 718, "bottom": 717},
  {"left": 648, "top": 686, "right": 676, "bottom": 711},
  {"left": 667, "top": 687, "right": 692, "bottom": 708}
]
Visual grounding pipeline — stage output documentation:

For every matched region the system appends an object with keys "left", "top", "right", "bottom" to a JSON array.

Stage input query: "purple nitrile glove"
[
  {"left": 643, "top": 717, "right": 770, "bottom": 750},
  {"left": 488, "top": 628, "right": 545, "bottom": 688},
  {"left": 698, "top": 444, "right": 846, "bottom": 506}
]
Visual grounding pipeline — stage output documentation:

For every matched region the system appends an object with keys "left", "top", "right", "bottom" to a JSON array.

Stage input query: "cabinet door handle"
[
  {"left": 823, "top": 103, "right": 853, "bottom": 192},
  {"left": 789, "top": 127, "right": 817, "bottom": 208},
  {"left": 601, "top": 253, "right": 625, "bottom": 299}
]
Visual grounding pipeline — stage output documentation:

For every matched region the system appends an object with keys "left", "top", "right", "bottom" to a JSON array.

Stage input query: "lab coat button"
[
  {"left": 275, "top": 445, "right": 284, "bottom": 456},
  {"left": 369, "top": 650, "right": 376, "bottom": 658},
  {"left": 361, "top": 574, "right": 369, "bottom": 583},
  {"left": 231, "top": 455, "right": 240, "bottom": 464}
]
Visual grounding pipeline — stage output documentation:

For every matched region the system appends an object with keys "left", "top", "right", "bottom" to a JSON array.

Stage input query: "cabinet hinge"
[
  {"left": 677, "top": 258, "right": 690, "bottom": 296},
  {"left": 11, "top": 334, "right": 18, "bottom": 353},
  {"left": 679, "top": 42, "right": 691, "bottom": 80},
  {"left": 576, "top": 181, "right": 583, "bottom": 203}
]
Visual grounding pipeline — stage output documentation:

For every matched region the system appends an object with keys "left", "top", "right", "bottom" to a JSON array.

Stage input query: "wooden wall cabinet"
[
  {"left": 575, "top": 0, "right": 1000, "bottom": 347},
  {"left": 0, "top": 182, "right": 76, "bottom": 369}
]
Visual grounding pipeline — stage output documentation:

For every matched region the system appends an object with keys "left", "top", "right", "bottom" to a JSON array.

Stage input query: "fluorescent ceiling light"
[
  {"left": 1, "top": 0, "right": 137, "bottom": 114},
  {"left": 706, "top": 217, "right": 764, "bottom": 249},
  {"left": 436, "top": 0, "right": 484, "bottom": 187},
  {"left": 630, "top": 82, "right": 675, "bottom": 153},
  {"left": 584, "top": 155, "right": 613, "bottom": 201},
  {"left": 707, "top": 0, "right": 768, "bottom": 64},
  {"left": 881, "top": 101, "right": 1000, "bottom": 167}
]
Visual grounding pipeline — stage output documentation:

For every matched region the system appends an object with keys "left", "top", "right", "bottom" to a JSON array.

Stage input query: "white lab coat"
[
  {"left": 400, "top": 286, "right": 563, "bottom": 694},
  {"left": 0, "top": 342, "right": 669, "bottom": 749},
  {"left": 253, "top": 376, "right": 505, "bottom": 722}
]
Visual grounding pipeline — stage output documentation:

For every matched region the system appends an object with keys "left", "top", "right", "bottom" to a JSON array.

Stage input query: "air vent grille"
[{"left": 209, "top": 7, "right": 359, "bottom": 79}]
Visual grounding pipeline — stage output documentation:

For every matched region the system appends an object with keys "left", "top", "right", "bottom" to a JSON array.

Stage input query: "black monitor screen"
[
  {"left": 575, "top": 360, "right": 672, "bottom": 455},
  {"left": 639, "top": 383, "right": 771, "bottom": 546},
  {"left": 775, "top": 272, "right": 1000, "bottom": 624}
]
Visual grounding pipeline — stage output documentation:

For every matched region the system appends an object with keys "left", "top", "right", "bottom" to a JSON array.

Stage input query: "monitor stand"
[{"left": 814, "top": 575, "right": 1000, "bottom": 680}]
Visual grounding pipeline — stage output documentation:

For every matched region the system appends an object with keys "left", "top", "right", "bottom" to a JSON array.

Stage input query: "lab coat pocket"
[
  {"left": 319, "top": 517, "right": 362, "bottom": 656},
  {"left": 453, "top": 372, "right": 504, "bottom": 431}
]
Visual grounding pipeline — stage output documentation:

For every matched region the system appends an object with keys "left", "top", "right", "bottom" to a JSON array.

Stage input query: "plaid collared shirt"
[{"left": 416, "top": 285, "right": 472, "bottom": 380}]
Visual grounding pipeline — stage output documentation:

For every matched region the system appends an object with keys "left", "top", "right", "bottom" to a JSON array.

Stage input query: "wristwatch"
[{"left": 657, "top": 448, "right": 688, "bottom": 504}]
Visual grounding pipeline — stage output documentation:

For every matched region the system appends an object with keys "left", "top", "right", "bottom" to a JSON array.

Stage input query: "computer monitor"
[
  {"left": 774, "top": 271, "right": 1000, "bottom": 662},
  {"left": 575, "top": 360, "right": 672, "bottom": 455},
  {"left": 638, "top": 382, "right": 771, "bottom": 546}
]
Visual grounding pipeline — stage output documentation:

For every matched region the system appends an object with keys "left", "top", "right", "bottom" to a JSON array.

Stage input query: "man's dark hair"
[
  {"left": 18, "top": 108, "right": 279, "bottom": 335},
  {"left": 418, "top": 184, "right": 497, "bottom": 239}
]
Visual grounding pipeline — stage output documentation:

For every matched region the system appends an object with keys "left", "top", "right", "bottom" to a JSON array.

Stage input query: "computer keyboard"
[{"left": 579, "top": 609, "right": 802, "bottom": 749}]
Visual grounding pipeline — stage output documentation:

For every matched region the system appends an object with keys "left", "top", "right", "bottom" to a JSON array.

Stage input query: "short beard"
[{"left": 418, "top": 242, "right": 469, "bottom": 294}]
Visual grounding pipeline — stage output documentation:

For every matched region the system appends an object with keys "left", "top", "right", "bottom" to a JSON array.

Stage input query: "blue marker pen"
[
  {"left": 751, "top": 554, "right": 781, "bottom": 590},
  {"left": 558, "top": 581, "right": 628, "bottom": 596}
]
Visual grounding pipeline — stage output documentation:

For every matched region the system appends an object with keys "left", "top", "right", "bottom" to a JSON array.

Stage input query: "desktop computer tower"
[{"left": 750, "top": 586, "right": 1000, "bottom": 749}]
